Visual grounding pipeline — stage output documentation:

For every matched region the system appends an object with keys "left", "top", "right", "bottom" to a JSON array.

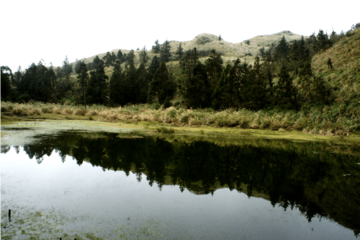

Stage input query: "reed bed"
[{"left": 2, "top": 101, "right": 359, "bottom": 136}]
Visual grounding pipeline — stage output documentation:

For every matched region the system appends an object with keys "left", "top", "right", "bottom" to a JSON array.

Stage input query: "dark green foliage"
[
  {"left": 316, "top": 30, "right": 332, "bottom": 52},
  {"left": 74, "top": 60, "right": 82, "bottom": 74},
  {"left": 147, "top": 56, "right": 160, "bottom": 83},
  {"left": 205, "top": 50, "right": 223, "bottom": 92},
  {"left": 1, "top": 66, "right": 13, "bottom": 100},
  {"left": 179, "top": 48, "right": 199, "bottom": 83},
  {"left": 160, "top": 40, "right": 172, "bottom": 63},
  {"left": 76, "top": 61, "right": 89, "bottom": 107},
  {"left": 109, "top": 61, "right": 124, "bottom": 105},
  {"left": 182, "top": 62, "right": 210, "bottom": 108},
  {"left": 148, "top": 62, "right": 175, "bottom": 104},
  {"left": 152, "top": 40, "right": 160, "bottom": 53},
  {"left": 92, "top": 55, "right": 102, "bottom": 70},
  {"left": 275, "top": 64, "right": 297, "bottom": 109},
  {"left": 62, "top": 56, "right": 73, "bottom": 79},
  {"left": 248, "top": 57, "right": 267, "bottom": 109},
  {"left": 116, "top": 50, "right": 125, "bottom": 63},
  {"left": 103, "top": 52, "right": 114, "bottom": 67},
  {"left": 139, "top": 46, "right": 150, "bottom": 64},
  {"left": 135, "top": 63, "right": 149, "bottom": 103},
  {"left": 298, "top": 62, "right": 332, "bottom": 105},
  {"left": 126, "top": 50, "right": 135, "bottom": 68},
  {"left": 275, "top": 36, "right": 289, "bottom": 62},
  {"left": 175, "top": 43, "right": 184, "bottom": 60},
  {"left": 86, "top": 59, "right": 108, "bottom": 104},
  {"left": 13, "top": 66, "right": 22, "bottom": 89},
  {"left": 17, "top": 62, "right": 60, "bottom": 103},
  {"left": 115, "top": 54, "right": 138, "bottom": 105},
  {"left": 211, "top": 64, "right": 234, "bottom": 109}
]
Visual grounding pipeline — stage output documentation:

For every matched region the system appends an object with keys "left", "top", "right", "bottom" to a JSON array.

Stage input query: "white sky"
[{"left": 1, "top": 0, "right": 359, "bottom": 72}]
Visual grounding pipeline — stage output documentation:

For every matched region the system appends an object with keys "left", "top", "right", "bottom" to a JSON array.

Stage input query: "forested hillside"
[{"left": 2, "top": 23, "right": 360, "bottom": 133}]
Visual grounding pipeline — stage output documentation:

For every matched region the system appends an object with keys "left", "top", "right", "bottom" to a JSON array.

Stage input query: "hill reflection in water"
[{"left": 2, "top": 130, "right": 360, "bottom": 237}]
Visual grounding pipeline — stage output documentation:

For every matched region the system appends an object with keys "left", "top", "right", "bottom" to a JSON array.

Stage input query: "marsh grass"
[{"left": 2, "top": 101, "right": 359, "bottom": 136}]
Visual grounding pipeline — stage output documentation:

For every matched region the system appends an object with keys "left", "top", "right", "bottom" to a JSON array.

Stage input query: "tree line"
[{"left": 2, "top": 24, "right": 359, "bottom": 110}]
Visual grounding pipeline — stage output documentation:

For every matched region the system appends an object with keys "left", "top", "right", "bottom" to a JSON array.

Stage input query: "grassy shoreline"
[{"left": 2, "top": 101, "right": 360, "bottom": 143}]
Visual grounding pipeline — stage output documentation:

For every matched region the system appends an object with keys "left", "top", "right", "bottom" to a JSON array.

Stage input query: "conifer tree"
[
  {"left": 103, "top": 52, "right": 113, "bottom": 67},
  {"left": 62, "top": 56, "right": 73, "bottom": 80},
  {"left": 76, "top": 62, "right": 89, "bottom": 108},
  {"left": 135, "top": 63, "right": 149, "bottom": 103},
  {"left": 205, "top": 49, "right": 223, "bottom": 92},
  {"left": 160, "top": 40, "right": 172, "bottom": 63},
  {"left": 139, "top": 46, "right": 150, "bottom": 64},
  {"left": 126, "top": 50, "right": 135, "bottom": 68},
  {"left": 176, "top": 43, "right": 184, "bottom": 59},
  {"left": 152, "top": 40, "right": 160, "bottom": 53},
  {"left": 275, "top": 64, "right": 296, "bottom": 109},
  {"left": 275, "top": 36, "right": 289, "bottom": 62},
  {"left": 116, "top": 50, "right": 124, "bottom": 63},
  {"left": 183, "top": 62, "right": 210, "bottom": 108},
  {"left": 13, "top": 66, "right": 22, "bottom": 89},
  {"left": 86, "top": 59, "right": 108, "bottom": 104},
  {"left": 248, "top": 57, "right": 267, "bottom": 109},
  {"left": 109, "top": 60, "right": 124, "bottom": 105},
  {"left": 92, "top": 56, "right": 102, "bottom": 70},
  {"left": 111, "top": 52, "right": 117, "bottom": 65},
  {"left": 148, "top": 62, "right": 175, "bottom": 104},
  {"left": 147, "top": 56, "right": 160, "bottom": 83},
  {"left": 1, "top": 66, "right": 13, "bottom": 100}
]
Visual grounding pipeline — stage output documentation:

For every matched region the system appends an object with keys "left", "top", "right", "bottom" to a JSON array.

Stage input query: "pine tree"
[
  {"left": 103, "top": 52, "right": 113, "bottom": 67},
  {"left": 111, "top": 52, "right": 117, "bottom": 65},
  {"left": 183, "top": 62, "right": 210, "bottom": 108},
  {"left": 92, "top": 56, "right": 102, "bottom": 70},
  {"left": 135, "top": 63, "right": 149, "bottom": 103},
  {"left": 248, "top": 57, "right": 266, "bottom": 109},
  {"left": 152, "top": 40, "right": 160, "bottom": 53},
  {"left": 1, "top": 66, "right": 13, "bottom": 101},
  {"left": 275, "top": 36, "right": 289, "bottom": 62},
  {"left": 76, "top": 61, "right": 89, "bottom": 108},
  {"left": 148, "top": 62, "right": 175, "bottom": 104},
  {"left": 86, "top": 59, "right": 108, "bottom": 104},
  {"left": 109, "top": 61, "right": 124, "bottom": 105},
  {"left": 62, "top": 56, "right": 73, "bottom": 80},
  {"left": 275, "top": 64, "right": 296, "bottom": 109},
  {"left": 147, "top": 56, "right": 160, "bottom": 83},
  {"left": 126, "top": 50, "right": 135, "bottom": 68},
  {"left": 205, "top": 49, "right": 223, "bottom": 92},
  {"left": 13, "top": 66, "right": 22, "bottom": 89},
  {"left": 176, "top": 43, "right": 184, "bottom": 59},
  {"left": 116, "top": 50, "right": 124, "bottom": 63},
  {"left": 160, "top": 40, "right": 172, "bottom": 63},
  {"left": 139, "top": 46, "right": 150, "bottom": 64}
]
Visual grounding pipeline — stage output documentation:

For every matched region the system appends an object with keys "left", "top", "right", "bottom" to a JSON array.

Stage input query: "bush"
[{"left": 74, "top": 109, "right": 88, "bottom": 116}]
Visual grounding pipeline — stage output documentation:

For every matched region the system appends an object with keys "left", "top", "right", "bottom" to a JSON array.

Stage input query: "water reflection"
[{"left": 2, "top": 131, "right": 360, "bottom": 237}]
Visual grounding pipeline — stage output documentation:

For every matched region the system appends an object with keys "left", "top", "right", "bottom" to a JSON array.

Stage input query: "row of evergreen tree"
[{"left": 1, "top": 26, "right": 358, "bottom": 110}]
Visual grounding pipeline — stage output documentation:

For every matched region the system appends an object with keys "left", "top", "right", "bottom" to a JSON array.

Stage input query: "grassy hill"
[
  {"left": 311, "top": 28, "right": 360, "bottom": 106},
  {"left": 78, "top": 31, "right": 303, "bottom": 67}
]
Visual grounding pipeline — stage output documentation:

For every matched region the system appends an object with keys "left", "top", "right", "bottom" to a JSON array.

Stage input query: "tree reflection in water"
[{"left": 2, "top": 130, "right": 360, "bottom": 237}]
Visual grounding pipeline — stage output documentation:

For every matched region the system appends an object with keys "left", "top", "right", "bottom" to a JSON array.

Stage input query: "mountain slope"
[{"left": 80, "top": 31, "right": 303, "bottom": 66}]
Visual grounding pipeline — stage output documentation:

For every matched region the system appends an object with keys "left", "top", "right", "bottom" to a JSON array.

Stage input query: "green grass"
[{"left": 2, "top": 101, "right": 360, "bottom": 138}]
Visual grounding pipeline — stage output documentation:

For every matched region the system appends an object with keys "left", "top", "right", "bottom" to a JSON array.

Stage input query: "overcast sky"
[{"left": 1, "top": 0, "right": 359, "bottom": 71}]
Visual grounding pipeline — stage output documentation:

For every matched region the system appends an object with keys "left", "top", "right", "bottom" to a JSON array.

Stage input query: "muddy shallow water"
[{"left": 1, "top": 125, "right": 360, "bottom": 239}]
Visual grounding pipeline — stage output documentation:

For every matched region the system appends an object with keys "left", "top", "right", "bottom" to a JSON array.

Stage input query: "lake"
[{"left": 1, "top": 128, "right": 360, "bottom": 239}]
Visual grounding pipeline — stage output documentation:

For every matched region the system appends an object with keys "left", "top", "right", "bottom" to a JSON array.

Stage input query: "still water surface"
[{"left": 1, "top": 130, "right": 360, "bottom": 239}]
